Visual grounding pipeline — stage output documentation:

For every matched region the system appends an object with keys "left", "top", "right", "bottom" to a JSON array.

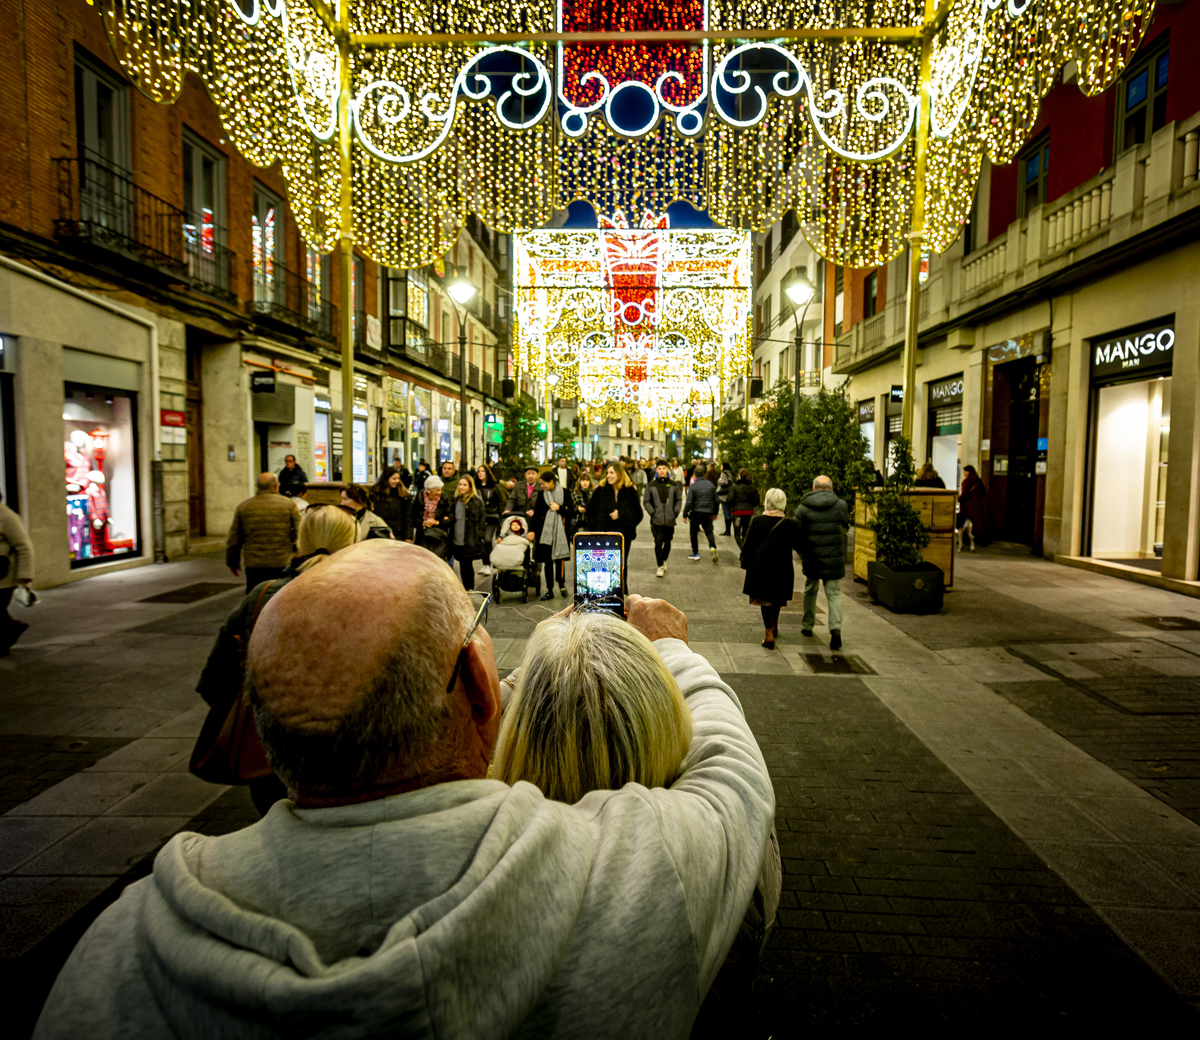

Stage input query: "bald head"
[
  {"left": 257, "top": 473, "right": 278, "bottom": 491},
  {"left": 813, "top": 475, "right": 833, "bottom": 490},
  {"left": 247, "top": 541, "right": 484, "bottom": 798}
]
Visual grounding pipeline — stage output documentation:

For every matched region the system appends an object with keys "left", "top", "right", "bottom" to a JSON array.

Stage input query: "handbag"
[
  {"left": 189, "top": 581, "right": 277, "bottom": 785},
  {"left": 422, "top": 524, "right": 451, "bottom": 559}
]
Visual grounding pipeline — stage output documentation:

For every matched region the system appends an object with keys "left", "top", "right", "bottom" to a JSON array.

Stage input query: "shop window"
[
  {"left": 64, "top": 385, "right": 139, "bottom": 565},
  {"left": 252, "top": 183, "right": 283, "bottom": 302},
  {"left": 1018, "top": 134, "right": 1049, "bottom": 217},
  {"left": 864, "top": 271, "right": 879, "bottom": 318},
  {"left": 1117, "top": 39, "right": 1169, "bottom": 154}
]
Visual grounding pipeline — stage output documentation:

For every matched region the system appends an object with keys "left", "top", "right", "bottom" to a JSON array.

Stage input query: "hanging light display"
[
  {"left": 514, "top": 210, "right": 751, "bottom": 426},
  {"left": 93, "top": 0, "right": 1153, "bottom": 273}
]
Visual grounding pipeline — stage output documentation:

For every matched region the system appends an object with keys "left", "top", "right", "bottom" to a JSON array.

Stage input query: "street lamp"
[
  {"left": 544, "top": 370, "right": 560, "bottom": 462},
  {"left": 705, "top": 375, "right": 720, "bottom": 459},
  {"left": 782, "top": 267, "right": 816, "bottom": 434},
  {"left": 447, "top": 264, "right": 476, "bottom": 469}
]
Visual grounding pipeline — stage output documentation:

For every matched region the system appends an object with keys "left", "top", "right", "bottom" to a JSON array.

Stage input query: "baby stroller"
[{"left": 490, "top": 513, "right": 541, "bottom": 602}]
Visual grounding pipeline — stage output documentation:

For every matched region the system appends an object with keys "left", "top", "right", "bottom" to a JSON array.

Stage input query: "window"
[
  {"left": 1118, "top": 39, "right": 1169, "bottom": 154},
  {"left": 305, "top": 249, "right": 329, "bottom": 322},
  {"left": 75, "top": 51, "right": 129, "bottom": 171},
  {"left": 762, "top": 295, "right": 773, "bottom": 338},
  {"left": 761, "top": 227, "right": 773, "bottom": 278},
  {"left": 834, "top": 267, "right": 845, "bottom": 337},
  {"left": 864, "top": 270, "right": 879, "bottom": 318},
  {"left": 252, "top": 184, "right": 283, "bottom": 300},
  {"left": 780, "top": 209, "right": 799, "bottom": 249},
  {"left": 352, "top": 253, "right": 365, "bottom": 338},
  {"left": 182, "top": 131, "right": 226, "bottom": 291},
  {"left": 1018, "top": 135, "right": 1049, "bottom": 217}
]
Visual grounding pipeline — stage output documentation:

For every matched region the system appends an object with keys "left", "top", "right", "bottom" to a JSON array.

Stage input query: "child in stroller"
[{"left": 490, "top": 514, "right": 541, "bottom": 602}]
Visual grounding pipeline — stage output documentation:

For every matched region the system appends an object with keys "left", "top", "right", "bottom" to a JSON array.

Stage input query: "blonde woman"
[
  {"left": 492, "top": 609, "right": 780, "bottom": 1008},
  {"left": 195, "top": 504, "right": 359, "bottom": 815},
  {"left": 585, "top": 462, "right": 644, "bottom": 588}
]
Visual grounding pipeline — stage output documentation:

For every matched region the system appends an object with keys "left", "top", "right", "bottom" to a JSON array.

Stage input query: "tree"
[
  {"left": 682, "top": 431, "right": 705, "bottom": 461},
  {"left": 865, "top": 435, "right": 929, "bottom": 568},
  {"left": 790, "top": 385, "right": 874, "bottom": 500},
  {"left": 747, "top": 378, "right": 796, "bottom": 496},
  {"left": 499, "top": 397, "right": 541, "bottom": 474},
  {"left": 714, "top": 410, "right": 752, "bottom": 471},
  {"left": 552, "top": 423, "right": 577, "bottom": 462}
]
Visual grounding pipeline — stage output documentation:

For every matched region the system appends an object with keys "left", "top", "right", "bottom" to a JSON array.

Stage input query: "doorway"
[
  {"left": 185, "top": 338, "right": 205, "bottom": 536},
  {"left": 988, "top": 356, "right": 1045, "bottom": 547}
]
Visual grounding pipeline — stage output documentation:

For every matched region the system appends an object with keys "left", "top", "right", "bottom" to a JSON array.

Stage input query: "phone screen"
[{"left": 573, "top": 532, "right": 625, "bottom": 616}]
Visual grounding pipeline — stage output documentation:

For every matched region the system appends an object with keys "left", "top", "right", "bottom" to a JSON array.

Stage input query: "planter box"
[
  {"left": 867, "top": 560, "right": 945, "bottom": 614},
  {"left": 855, "top": 489, "right": 956, "bottom": 589}
]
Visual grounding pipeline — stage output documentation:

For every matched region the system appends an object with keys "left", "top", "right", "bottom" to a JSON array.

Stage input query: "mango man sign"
[{"left": 1091, "top": 321, "right": 1174, "bottom": 381}]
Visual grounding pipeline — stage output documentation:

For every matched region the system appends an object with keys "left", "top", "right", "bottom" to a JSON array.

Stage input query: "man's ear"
[{"left": 461, "top": 634, "right": 502, "bottom": 729}]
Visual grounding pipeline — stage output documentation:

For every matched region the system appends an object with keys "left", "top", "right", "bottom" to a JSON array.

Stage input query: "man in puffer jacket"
[
  {"left": 682, "top": 464, "right": 720, "bottom": 564},
  {"left": 644, "top": 460, "right": 683, "bottom": 578},
  {"left": 794, "top": 475, "right": 850, "bottom": 651},
  {"left": 226, "top": 474, "right": 300, "bottom": 593}
]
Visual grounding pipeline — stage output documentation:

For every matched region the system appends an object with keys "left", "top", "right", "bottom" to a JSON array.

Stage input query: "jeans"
[
  {"left": 453, "top": 548, "right": 476, "bottom": 590},
  {"left": 651, "top": 524, "right": 675, "bottom": 565},
  {"left": 245, "top": 567, "right": 285, "bottom": 594},
  {"left": 733, "top": 514, "right": 753, "bottom": 548},
  {"left": 721, "top": 502, "right": 732, "bottom": 533},
  {"left": 690, "top": 514, "right": 716, "bottom": 553},
  {"left": 543, "top": 557, "right": 565, "bottom": 590},
  {"left": 802, "top": 577, "right": 843, "bottom": 631}
]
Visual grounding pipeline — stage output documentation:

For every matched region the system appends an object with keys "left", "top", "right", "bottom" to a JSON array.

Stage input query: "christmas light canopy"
[{"left": 95, "top": 0, "right": 1154, "bottom": 274}]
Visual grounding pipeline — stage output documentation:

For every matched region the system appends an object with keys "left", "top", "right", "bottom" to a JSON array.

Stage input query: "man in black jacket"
[
  {"left": 277, "top": 455, "right": 308, "bottom": 498},
  {"left": 682, "top": 464, "right": 720, "bottom": 564},
  {"left": 644, "top": 460, "right": 683, "bottom": 577},
  {"left": 505, "top": 465, "right": 541, "bottom": 518},
  {"left": 794, "top": 475, "right": 850, "bottom": 651}
]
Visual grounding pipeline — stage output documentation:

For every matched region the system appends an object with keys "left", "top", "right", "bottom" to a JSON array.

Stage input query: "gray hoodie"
[{"left": 35, "top": 640, "right": 774, "bottom": 1040}]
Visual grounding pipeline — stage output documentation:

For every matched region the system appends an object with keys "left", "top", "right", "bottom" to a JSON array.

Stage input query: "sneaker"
[
  {"left": 710, "top": 547, "right": 719, "bottom": 564},
  {"left": 656, "top": 566, "right": 665, "bottom": 578},
  {"left": 559, "top": 585, "right": 568, "bottom": 598},
  {"left": 479, "top": 566, "right": 492, "bottom": 576},
  {"left": 830, "top": 630, "right": 843, "bottom": 651},
  {"left": 801, "top": 628, "right": 814, "bottom": 638},
  {"left": 688, "top": 553, "right": 701, "bottom": 561}
]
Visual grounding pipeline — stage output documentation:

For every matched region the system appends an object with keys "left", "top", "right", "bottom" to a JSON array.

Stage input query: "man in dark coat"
[
  {"left": 277, "top": 455, "right": 308, "bottom": 498},
  {"left": 682, "top": 464, "right": 720, "bottom": 564},
  {"left": 505, "top": 465, "right": 541, "bottom": 518},
  {"left": 794, "top": 475, "right": 850, "bottom": 650}
]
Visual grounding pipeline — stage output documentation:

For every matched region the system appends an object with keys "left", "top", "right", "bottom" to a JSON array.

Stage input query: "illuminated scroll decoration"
[
  {"left": 513, "top": 212, "right": 751, "bottom": 425},
  {"left": 95, "top": 0, "right": 1154, "bottom": 270}
]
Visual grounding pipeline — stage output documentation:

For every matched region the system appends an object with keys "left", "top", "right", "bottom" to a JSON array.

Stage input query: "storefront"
[
  {"left": 884, "top": 386, "right": 902, "bottom": 472},
  {"left": 857, "top": 398, "right": 876, "bottom": 467},
  {"left": 926, "top": 374, "right": 963, "bottom": 489},
  {"left": 1084, "top": 318, "right": 1174, "bottom": 566}
]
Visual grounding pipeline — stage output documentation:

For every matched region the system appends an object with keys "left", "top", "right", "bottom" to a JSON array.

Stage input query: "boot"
[
  {"left": 830, "top": 630, "right": 842, "bottom": 651},
  {"left": 761, "top": 628, "right": 775, "bottom": 650}
]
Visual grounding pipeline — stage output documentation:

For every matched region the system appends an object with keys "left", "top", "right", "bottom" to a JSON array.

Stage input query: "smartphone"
[{"left": 573, "top": 532, "right": 626, "bottom": 617}]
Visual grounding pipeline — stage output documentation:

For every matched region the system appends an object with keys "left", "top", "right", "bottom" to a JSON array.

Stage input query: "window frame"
[
  {"left": 864, "top": 270, "right": 879, "bottom": 319},
  {"left": 1017, "top": 133, "right": 1050, "bottom": 218},
  {"left": 74, "top": 49, "right": 130, "bottom": 172},
  {"left": 182, "top": 129, "right": 226, "bottom": 250},
  {"left": 251, "top": 182, "right": 284, "bottom": 300},
  {"left": 1115, "top": 33, "right": 1169, "bottom": 158}
]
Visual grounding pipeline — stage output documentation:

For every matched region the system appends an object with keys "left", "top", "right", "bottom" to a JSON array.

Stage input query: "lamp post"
[
  {"left": 447, "top": 264, "right": 476, "bottom": 470},
  {"left": 544, "top": 370, "right": 560, "bottom": 463},
  {"left": 706, "top": 375, "right": 720, "bottom": 460},
  {"left": 783, "top": 267, "right": 817, "bottom": 434}
]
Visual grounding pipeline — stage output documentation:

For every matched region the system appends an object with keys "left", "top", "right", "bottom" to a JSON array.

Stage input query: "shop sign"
[
  {"left": 251, "top": 370, "right": 276, "bottom": 393},
  {"left": 315, "top": 396, "right": 331, "bottom": 411},
  {"left": 928, "top": 375, "right": 964, "bottom": 406},
  {"left": 159, "top": 409, "right": 186, "bottom": 428},
  {"left": 1091, "top": 322, "right": 1174, "bottom": 380},
  {"left": 366, "top": 314, "right": 382, "bottom": 350},
  {"left": 889, "top": 385, "right": 904, "bottom": 403},
  {"left": 857, "top": 399, "right": 875, "bottom": 423}
]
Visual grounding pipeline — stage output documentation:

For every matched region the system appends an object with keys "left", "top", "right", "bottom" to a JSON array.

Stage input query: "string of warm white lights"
[{"left": 95, "top": 0, "right": 1153, "bottom": 270}]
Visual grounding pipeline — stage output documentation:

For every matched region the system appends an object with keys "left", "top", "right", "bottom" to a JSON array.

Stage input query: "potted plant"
[{"left": 864, "top": 436, "right": 944, "bottom": 613}]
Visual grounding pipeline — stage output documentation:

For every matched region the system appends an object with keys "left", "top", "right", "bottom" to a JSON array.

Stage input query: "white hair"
[
  {"left": 424, "top": 475, "right": 444, "bottom": 490},
  {"left": 763, "top": 487, "right": 787, "bottom": 512},
  {"left": 492, "top": 611, "right": 692, "bottom": 804}
]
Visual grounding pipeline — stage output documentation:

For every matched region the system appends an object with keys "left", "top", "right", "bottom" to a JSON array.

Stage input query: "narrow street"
[{"left": 2, "top": 528, "right": 1197, "bottom": 1031}]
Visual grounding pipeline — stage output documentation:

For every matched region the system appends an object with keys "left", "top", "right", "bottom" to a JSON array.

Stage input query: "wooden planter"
[
  {"left": 867, "top": 561, "right": 945, "bottom": 613},
  {"left": 854, "top": 489, "right": 956, "bottom": 589}
]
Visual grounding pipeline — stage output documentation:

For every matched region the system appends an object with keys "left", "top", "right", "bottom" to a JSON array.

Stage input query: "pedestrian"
[
  {"left": 276, "top": 454, "right": 308, "bottom": 498},
  {"left": 371, "top": 466, "right": 414, "bottom": 542},
  {"left": 413, "top": 475, "right": 451, "bottom": 557},
  {"left": 716, "top": 462, "right": 734, "bottom": 535},
  {"left": 413, "top": 459, "right": 430, "bottom": 496},
  {"left": 915, "top": 462, "right": 946, "bottom": 488},
  {"left": 727, "top": 468, "right": 760, "bottom": 548},
  {"left": 506, "top": 464, "right": 542, "bottom": 519},
  {"left": 574, "top": 473, "right": 595, "bottom": 529},
  {"left": 397, "top": 463, "right": 413, "bottom": 489},
  {"left": 794, "top": 475, "right": 850, "bottom": 651},
  {"left": 554, "top": 456, "right": 574, "bottom": 491},
  {"left": 341, "top": 484, "right": 393, "bottom": 541},
  {"left": 0, "top": 488, "right": 34, "bottom": 656},
  {"left": 683, "top": 463, "right": 720, "bottom": 564},
  {"left": 449, "top": 476, "right": 486, "bottom": 591},
  {"left": 195, "top": 504, "right": 359, "bottom": 816},
  {"left": 958, "top": 464, "right": 987, "bottom": 550},
  {"left": 475, "top": 464, "right": 502, "bottom": 575},
  {"left": 291, "top": 488, "right": 309, "bottom": 516},
  {"left": 670, "top": 457, "right": 685, "bottom": 485},
  {"left": 532, "top": 470, "right": 572, "bottom": 600},
  {"left": 630, "top": 459, "right": 647, "bottom": 490},
  {"left": 644, "top": 458, "right": 683, "bottom": 578},
  {"left": 586, "top": 462, "right": 643, "bottom": 589},
  {"left": 740, "top": 488, "right": 800, "bottom": 650},
  {"left": 225, "top": 473, "right": 299, "bottom": 593},
  {"left": 439, "top": 459, "right": 459, "bottom": 489}
]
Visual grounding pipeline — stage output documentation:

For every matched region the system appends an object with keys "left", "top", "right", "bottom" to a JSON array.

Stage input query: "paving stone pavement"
[{"left": 2, "top": 527, "right": 1199, "bottom": 1032}]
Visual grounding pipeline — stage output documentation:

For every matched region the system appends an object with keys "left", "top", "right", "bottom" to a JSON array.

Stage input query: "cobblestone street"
[{"left": 2, "top": 531, "right": 1199, "bottom": 1032}]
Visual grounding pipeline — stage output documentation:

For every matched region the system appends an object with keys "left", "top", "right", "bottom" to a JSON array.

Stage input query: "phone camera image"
[{"left": 574, "top": 535, "right": 624, "bottom": 616}]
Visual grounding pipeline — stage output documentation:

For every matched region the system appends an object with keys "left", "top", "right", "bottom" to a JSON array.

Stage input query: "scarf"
[{"left": 539, "top": 486, "right": 570, "bottom": 560}]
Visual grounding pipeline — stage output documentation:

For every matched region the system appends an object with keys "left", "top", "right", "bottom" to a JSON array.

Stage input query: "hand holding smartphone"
[{"left": 573, "top": 532, "right": 625, "bottom": 617}]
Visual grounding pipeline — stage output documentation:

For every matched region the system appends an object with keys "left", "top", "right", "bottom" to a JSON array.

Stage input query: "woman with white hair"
[
  {"left": 493, "top": 608, "right": 780, "bottom": 1014},
  {"left": 739, "top": 487, "right": 801, "bottom": 650}
]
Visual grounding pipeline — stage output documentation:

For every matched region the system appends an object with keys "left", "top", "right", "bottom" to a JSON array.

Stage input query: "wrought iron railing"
[
  {"left": 247, "top": 260, "right": 336, "bottom": 339},
  {"left": 183, "top": 215, "right": 236, "bottom": 300},
  {"left": 55, "top": 155, "right": 187, "bottom": 274}
]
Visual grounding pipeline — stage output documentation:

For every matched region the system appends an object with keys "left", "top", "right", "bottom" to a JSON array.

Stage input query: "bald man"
[
  {"left": 35, "top": 541, "right": 774, "bottom": 1040},
  {"left": 225, "top": 472, "right": 300, "bottom": 592}
]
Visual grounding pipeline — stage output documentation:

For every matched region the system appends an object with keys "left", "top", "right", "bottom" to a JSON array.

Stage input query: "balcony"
[
  {"left": 247, "top": 261, "right": 336, "bottom": 340},
  {"left": 832, "top": 111, "right": 1200, "bottom": 375},
  {"left": 183, "top": 217, "right": 236, "bottom": 302},
  {"left": 55, "top": 155, "right": 188, "bottom": 280}
]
